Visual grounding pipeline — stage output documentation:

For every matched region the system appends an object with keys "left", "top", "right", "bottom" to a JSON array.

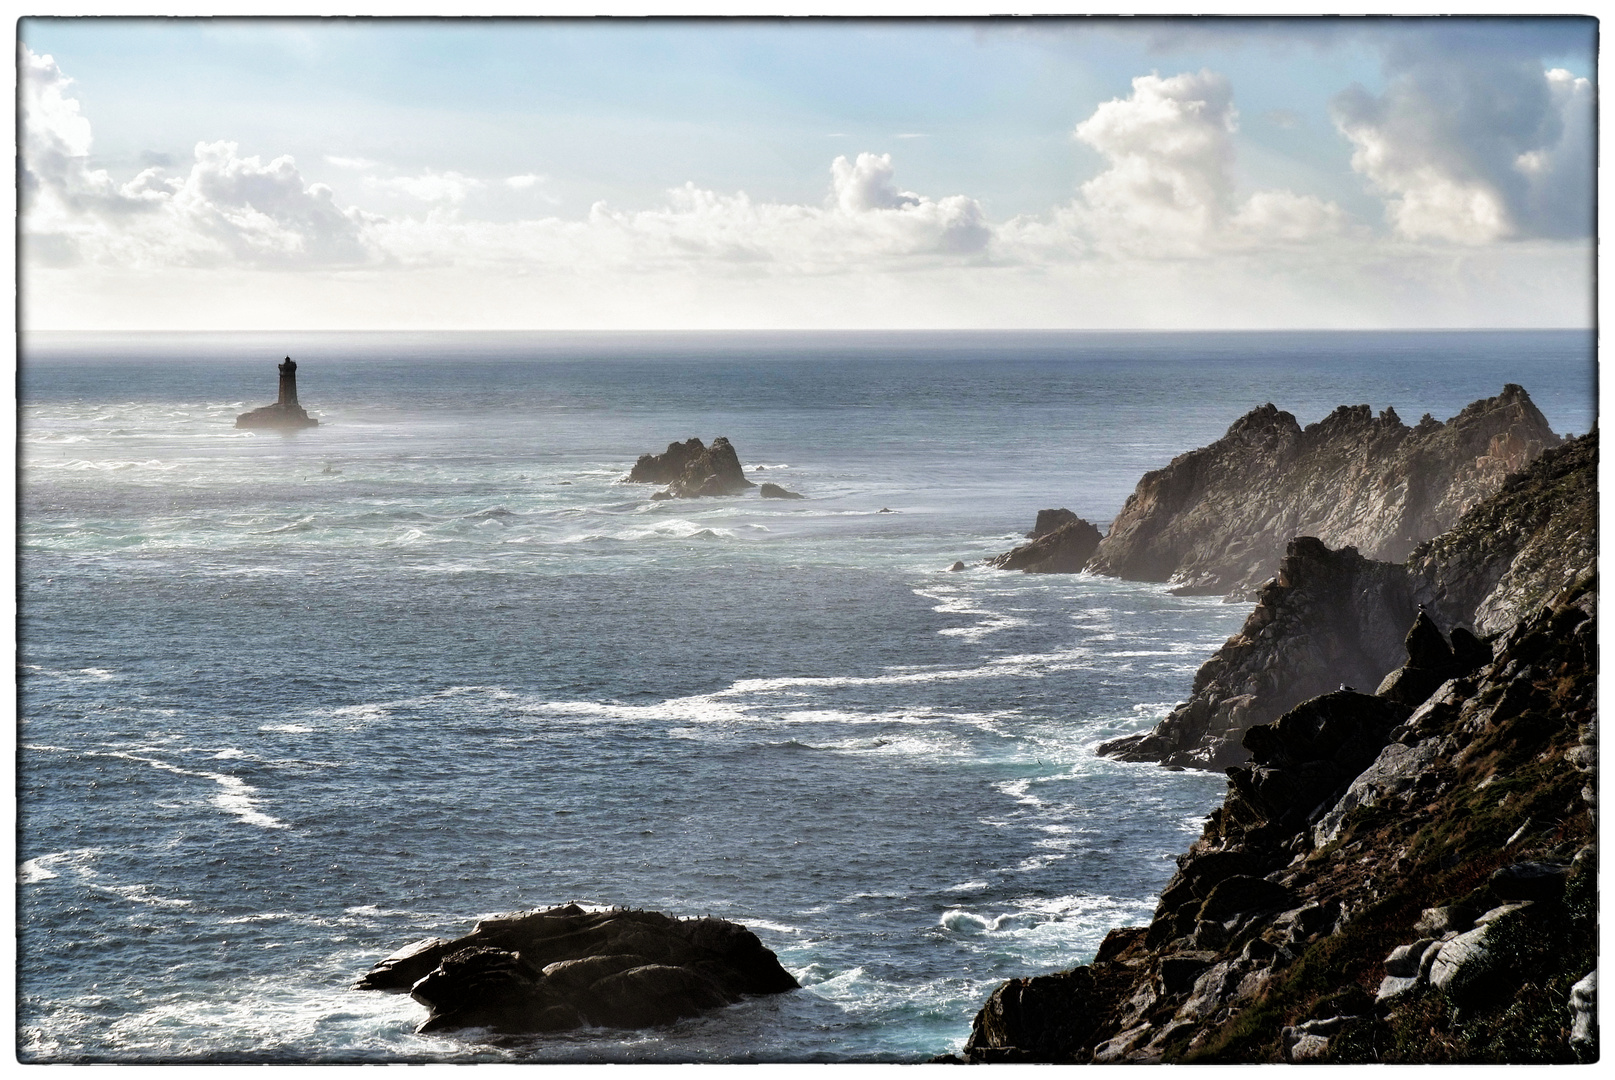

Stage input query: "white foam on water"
[
  {"left": 259, "top": 723, "right": 314, "bottom": 734},
  {"left": 94, "top": 749, "right": 290, "bottom": 830}
]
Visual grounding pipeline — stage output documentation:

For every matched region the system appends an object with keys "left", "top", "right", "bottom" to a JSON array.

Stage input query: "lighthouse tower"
[
  {"left": 277, "top": 357, "right": 301, "bottom": 407},
  {"left": 236, "top": 357, "right": 319, "bottom": 429}
]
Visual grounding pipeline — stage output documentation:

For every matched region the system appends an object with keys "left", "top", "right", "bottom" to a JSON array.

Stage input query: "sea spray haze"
[{"left": 16, "top": 330, "right": 1594, "bottom": 1061}]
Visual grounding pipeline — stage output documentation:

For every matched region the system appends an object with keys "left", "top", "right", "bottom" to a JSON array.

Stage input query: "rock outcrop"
[
  {"left": 236, "top": 357, "right": 318, "bottom": 429},
  {"left": 988, "top": 513, "right": 1104, "bottom": 574},
  {"left": 1087, "top": 386, "right": 1559, "bottom": 598},
  {"left": 955, "top": 573, "right": 1597, "bottom": 1063},
  {"left": 355, "top": 903, "right": 797, "bottom": 1036},
  {"left": 1100, "top": 431, "right": 1596, "bottom": 769},
  {"left": 625, "top": 438, "right": 755, "bottom": 498},
  {"left": 759, "top": 482, "right": 805, "bottom": 500}
]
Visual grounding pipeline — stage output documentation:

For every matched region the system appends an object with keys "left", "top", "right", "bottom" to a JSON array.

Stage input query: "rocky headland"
[
  {"left": 1086, "top": 385, "right": 1559, "bottom": 598},
  {"left": 948, "top": 425, "right": 1597, "bottom": 1063},
  {"left": 1099, "top": 432, "right": 1595, "bottom": 769},
  {"left": 356, "top": 903, "right": 797, "bottom": 1036},
  {"left": 626, "top": 437, "right": 756, "bottom": 499}
]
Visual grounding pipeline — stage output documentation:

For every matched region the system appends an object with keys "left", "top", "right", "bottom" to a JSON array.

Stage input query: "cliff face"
[
  {"left": 1098, "top": 539, "right": 1415, "bottom": 769},
  {"left": 1087, "top": 386, "right": 1559, "bottom": 598},
  {"left": 1101, "top": 431, "right": 1596, "bottom": 770},
  {"left": 957, "top": 577, "right": 1597, "bottom": 1063}
]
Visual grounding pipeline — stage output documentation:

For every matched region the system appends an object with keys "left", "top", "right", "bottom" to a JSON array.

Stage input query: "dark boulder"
[
  {"left": 356, "top": 903, "right": 797, "bottom": 1036},
  {"left": 759, "top": 482, "right": 805, "bottom": 500},
  {"left": 988, "top": 518, "right": 1103, "bottom": 574},
  {"left": 1029, "top": 508, "right": 1080, "bottom": 538},
  {"left": 627, "top": 438, "right": 707, "bottom": 484}
]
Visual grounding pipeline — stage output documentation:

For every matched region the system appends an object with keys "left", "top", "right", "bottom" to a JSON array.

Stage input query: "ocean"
[{"left": 16, "top": 330, "right": 1595, "bottom": 1062}]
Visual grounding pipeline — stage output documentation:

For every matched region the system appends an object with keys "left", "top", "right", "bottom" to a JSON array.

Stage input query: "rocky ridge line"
[{"left": 1086, "top": 385, "right": 1560, "bottom": 598}]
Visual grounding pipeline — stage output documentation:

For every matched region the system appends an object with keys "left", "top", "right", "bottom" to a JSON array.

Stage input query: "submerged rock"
[
  {"left": 355, "top": 903, "right": 797, "bottom": 1036},
  {"left": 236, "top": 357, "right": 318, "bottom": 429}
]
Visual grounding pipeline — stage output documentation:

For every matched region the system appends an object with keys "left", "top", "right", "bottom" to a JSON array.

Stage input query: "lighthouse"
[{"left": 236, "top": 357, "right": 319, "bottom": 429}]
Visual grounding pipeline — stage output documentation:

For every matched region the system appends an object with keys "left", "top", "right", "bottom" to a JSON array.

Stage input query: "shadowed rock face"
[
  {"left": 954, "top": 575, "right": 1596, "bottom": 1064},
  {"left": 625, "top": 437, "right": 756, "bottom": 498},
  {"left": 1099, "top": 432, "right": 1596, "bottom": 770},
  {"left": 355, "top": 903, "right": 798, "bottom": 1036},
  {"left": 987, "top": 516, "right": 1103, "bottom": 574},
  {"left": 1087, "top": 386, "right": 1559, "bottom": 599}
]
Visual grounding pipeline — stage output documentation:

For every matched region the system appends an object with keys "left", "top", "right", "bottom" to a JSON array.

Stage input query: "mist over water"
[{"left": 17, "top": 331, "right": 1594, "bottom": 1061}]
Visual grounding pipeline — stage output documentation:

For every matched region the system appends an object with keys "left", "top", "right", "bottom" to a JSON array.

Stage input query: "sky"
[{"left": 17, "top": 16, "right": 1598, "bottom": 331}]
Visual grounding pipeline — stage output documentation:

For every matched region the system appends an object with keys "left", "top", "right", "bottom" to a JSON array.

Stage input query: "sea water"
[{"left": 16, "top": 330, "right": 1595, "bottom": 1062}]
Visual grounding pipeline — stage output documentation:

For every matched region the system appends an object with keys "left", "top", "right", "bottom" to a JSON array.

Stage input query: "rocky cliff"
[
  {"left": 1100, "top": 432, "right": 1596, "bottom": 770},
  {"left": 954, "top": 573, "right": 1597, "bottom": 1063},
  {"left": 1087, "top": 386, "right": 1559, "bottom": 598}
]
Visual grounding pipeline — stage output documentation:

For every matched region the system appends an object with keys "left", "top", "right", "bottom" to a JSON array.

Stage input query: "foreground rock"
[
  {"left": 988, "top": 511, "right": 1103, "bottom": 573},
  {"left": 1100, "top": 432, "right": 1595, "bottom": 769},
  {"left": 955, "top": 573, "right": 1596, "bottom": 1063},
  {"left": 236, "top": 357, "right": 318, "bottom": 429},
  {"left": 625, "top": 437, "right": 755, "bottom": 498},
  {"left": 1087, "top": 386, "right": 1559, "bottom": 598},
  {"left": 355, "top": 903, "right": 798, "bottom": 1035}
]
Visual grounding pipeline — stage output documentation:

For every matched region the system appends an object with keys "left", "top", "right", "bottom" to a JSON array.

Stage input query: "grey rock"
[
  {"left": 758, "top": 482, "right": 804, "bottom": 500},
  {"left": 1570, "top": 969, "right": 1596, "bottom": 1059},
  {"left": 988, "top": 517, "right": 1103, "bottom": 574}
]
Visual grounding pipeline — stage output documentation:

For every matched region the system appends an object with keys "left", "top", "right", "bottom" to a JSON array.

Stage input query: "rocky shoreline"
[{"left": 949, "top": 410, "right": 1597, "bottom": 1061}]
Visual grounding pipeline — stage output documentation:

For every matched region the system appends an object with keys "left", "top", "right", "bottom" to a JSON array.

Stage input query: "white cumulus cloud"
[
  {"left": 1331, "top": 54, "right": 1593, "bottom": 243},
  {"left": 20, "top": 45, "right": 370, "bottom": 269},
  {"left": 1060, "top": 69, "right": 1344, "bottom": 256}
]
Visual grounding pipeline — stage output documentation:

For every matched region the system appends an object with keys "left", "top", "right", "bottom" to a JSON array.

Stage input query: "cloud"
[
  {"left": 368, "top": 169, "right": 483, "bottom": 204},
  {"left": 371, "top": 155, "right": 991, "bottom": 271},
  {"left": 504, "top": 174, "right": 545, "bottom": 189},
  {"left": 20, "top": 45, "right": 370, "bottom": 269},
  {"left": 1061, "top": 69, "right": 1343, "bottom": 256},
  {"left": 1331, "top": 51, "right": 1593, "bottom": 243}
]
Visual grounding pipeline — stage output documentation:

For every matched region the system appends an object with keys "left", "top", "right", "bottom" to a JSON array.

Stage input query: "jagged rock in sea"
[
  {"left": 355, "top": 903, "right": 797, "bottom": 1036},
  {"left": 1027, "top": 508, "right": 1080, "bottom": 538},
  {"left": 625, "top": 437, "right": 756, "bottom": 498},
  {"left": 988, "top": 514, "right": 1103, "bottom": 574},
  {"left": 235, "top": 357, "right": 319, "bottom": 429},
  {"left": 954, "top": 572, "right": 1596, "bottom": 1063},
  {"left": 1099, "top": 432, "right": 1596, "bottom": 769},
  {"left": 1086, "top": 385, "right": 1559, "bottom": 598},
  {"left": 759, "top": 482, "right": 805, "bottom": 499}
]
